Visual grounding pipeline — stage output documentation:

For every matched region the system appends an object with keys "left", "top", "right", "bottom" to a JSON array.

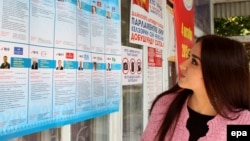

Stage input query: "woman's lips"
[{"left": 179, "top": 73, "right": 185, "bottom": 78}]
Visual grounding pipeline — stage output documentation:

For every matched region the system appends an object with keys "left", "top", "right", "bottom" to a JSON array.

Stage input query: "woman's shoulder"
[
  {"left": 151, "top": 93, "right": 178, "bottom": 114},
  {"left": 237, "top": 110, "right": 250, "bottom": 123},
  {"left": 224, "top": 110, "right": 250, "bottom": 124},
  {"left": 155, "top": 93, "right": 177, "bottom": 104}
]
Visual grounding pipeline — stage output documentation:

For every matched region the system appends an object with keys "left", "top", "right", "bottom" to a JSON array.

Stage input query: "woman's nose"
[{"left": 179, "top": 59, "right": 188, "bottom": 71}]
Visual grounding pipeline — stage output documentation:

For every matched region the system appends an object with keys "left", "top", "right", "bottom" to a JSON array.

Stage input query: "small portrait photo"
[
  {"left": 77, "top": 0, "right": 81, "bottom": 9},
  {"left": 106, "top": 63, "right": 111, "bottom": 71},
  {"left": 0, "top": 55, "right": 10, "bottom": 69},
  {"left": 106, "top": 11, "right": 111, "bottom": 19},
  {"left": 31, "top": 58, "right": 38, "bottom": 70},
  {"left": 91, "top": 6, "right": 96, "bottom": 14},
  {"left": 93, "top": 62, "right": 97, "bottom": 70},
  {"left": 78, "top": 61, "right": 83, "bottom": 70},
  {"left": 56, "top": 59, "right": 64, "bottom": 70}
]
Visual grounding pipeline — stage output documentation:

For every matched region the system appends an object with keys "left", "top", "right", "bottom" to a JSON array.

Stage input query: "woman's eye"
[{"left": 191, "top": 58, "right": 198, "bottom": 65}]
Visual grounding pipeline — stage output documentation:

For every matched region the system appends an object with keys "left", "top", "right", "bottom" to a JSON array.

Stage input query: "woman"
[
  {"left": 56, "top": 60, "right": 63, "bottom": 70},
  {"left": 141, "top": 35, "right": 250, "bottom": 141}
]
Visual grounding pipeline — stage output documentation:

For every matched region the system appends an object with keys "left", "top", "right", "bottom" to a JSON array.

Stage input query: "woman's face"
[
  {"left": 92, "top": 6, "right": 96, "bottom": 13},
  {"left": 58, "top": 60, "right": 62, "bottom": 66},
  {"left": 178, "top": 42, "right": 205, "bottom": 91}
]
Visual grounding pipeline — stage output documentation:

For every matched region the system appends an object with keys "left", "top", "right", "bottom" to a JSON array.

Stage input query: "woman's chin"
[{"left": 177, "top": 81, "right": 186, "bottom": 89}]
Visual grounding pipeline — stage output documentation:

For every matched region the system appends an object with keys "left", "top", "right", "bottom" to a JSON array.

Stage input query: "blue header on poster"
[
  {"left": 83, "top": 62, "right": 93, "bottom": 69},
  {"left": 65, "top": 0, "right": 77, "bottom": 5},
  {"left": 82, "top": 2, "right": 91, "bottom": 12},
  {"left": 100, "top": 9, "right": 106, "bottom": 17},
  {"left": 111, "top": 63, "right": 121, "bottom": 70},
  {"left": 97, "top": 63, "right": 105, "bottom": 70},
  {"left": 64, "top": 60, "right": 78, "bottom": 69},
  {"left": 11, "top": 57, "right": 31, "bottom": 68},
  {"left": 38, "top": 59, "right": 55, "bottom": 69}
]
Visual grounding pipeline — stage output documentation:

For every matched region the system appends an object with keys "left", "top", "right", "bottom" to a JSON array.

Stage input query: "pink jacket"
[{"left": 141, "top": 93, "right": 250, "bottom": 141}]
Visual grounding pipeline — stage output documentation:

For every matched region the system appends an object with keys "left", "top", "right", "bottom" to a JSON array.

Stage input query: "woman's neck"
[{"left": 187, "top": 93, "right": 217, "bottom": 116}]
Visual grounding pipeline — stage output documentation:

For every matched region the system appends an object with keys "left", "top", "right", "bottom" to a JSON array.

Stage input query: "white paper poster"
[
  {"left": 76, "top": 51, "right": 92, "bottom": 115},
  {"left": 105, "top": 55, "right": 121, "bottom": 110},
  {"left": 129, "top": 0, "right": 164, "bottom": 48},
  {"left": 105, "top": 0, "right": 121, "bottom": 55},
  {"left": 90, "top": 0, "right": 105, "bottom": 53},
  {"left": 91, "top": 53, "right": 106, "bottom": 111},
  {"left": 122, "top": 46, "right": 142, "bottom": 85},
  {"left": 28, "top": 46, "right": 54, "bottom": 124},
  {"left": 30, "top": 0, "right": 55, "bottom": 47},
  {"left": 0, "top": 42, "right": 29, "bottom": 133},
  {"left": 0, "top": 0, "right": 29, "bottom": 44},
  {"left": 147, "top": 46, "right": 163, "bottom": 108},
  {"left": 53, "top": 49, "right": 77, "bottom": 119},
  {"left": 77, "top": 0, "right": 91, "bottom": 51},
  {"left": 55, "top": 0, "right": 76, "bottom": 49}
]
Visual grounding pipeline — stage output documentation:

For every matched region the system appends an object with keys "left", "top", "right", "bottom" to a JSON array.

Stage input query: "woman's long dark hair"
[{"left": 149, "top": 35, "right": 250, "bottom": 141}]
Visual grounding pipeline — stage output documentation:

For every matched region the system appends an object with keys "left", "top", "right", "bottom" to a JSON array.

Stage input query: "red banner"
[{"left": 174, "top": 0, "right": 194, "bottom": 73}]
